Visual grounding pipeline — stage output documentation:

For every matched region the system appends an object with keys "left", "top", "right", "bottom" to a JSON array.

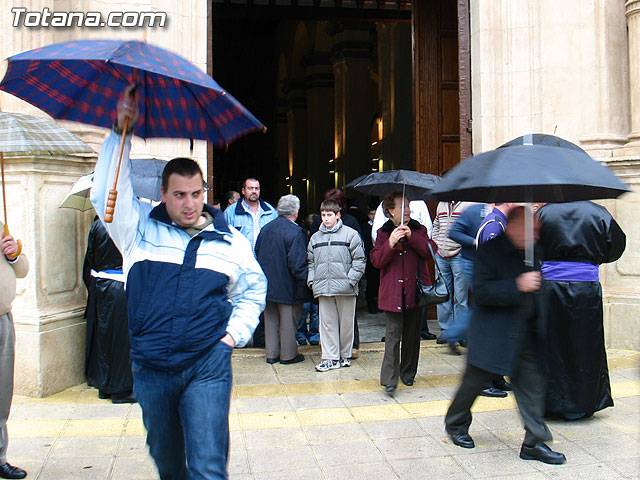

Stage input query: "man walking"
[
  {"left": 444, "top": 207, "right": 565, "bottom": 465},
  {"left": 91, "top": 85, "right": 266, "bottom": 479},
  {"left": 255, "top": 195, "right": 309, "bottom": 365},
  {"left": 0, "top": 228, "right": 28, "bottom": 479}
]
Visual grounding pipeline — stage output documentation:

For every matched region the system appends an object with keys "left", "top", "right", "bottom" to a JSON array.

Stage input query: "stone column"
[
  {"left": 329, "top": 22, "right": 376, "bottom": 188},
  {"left": 623, "top": 0, "right": 640, "bottom": 151},
  {"left": 377, "top": 23, "right": 413, "bottom": 172},
  {"left": 283, "top": 80, "right": 308, "bottom": 199},
  {"left": 274, "top": 98, "right": 289, "bottom": 198},
  {"left": 579, "top": 0, "right": 630, "bottom": 154},
  {"left": 303, "top": 53, "right": 334, "bottom": 212},
  {"left": 6, "top": 152, "right": 95, "bottom": 397}
]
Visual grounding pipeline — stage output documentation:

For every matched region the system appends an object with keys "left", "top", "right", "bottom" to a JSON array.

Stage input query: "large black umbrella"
[
  {"left": 350, "top": 169, "right": 440, "bottom": 201},
  {"left": 429, "top": 134, "right": 630, "bottom": 265},
  {"left": 430, "top": 141, "right": 629, "bottom": 203}
]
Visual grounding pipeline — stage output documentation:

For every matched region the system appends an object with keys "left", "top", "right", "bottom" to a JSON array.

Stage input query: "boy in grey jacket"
[{"left": 308, "top": 200, "right": 366, "bottom": 371}]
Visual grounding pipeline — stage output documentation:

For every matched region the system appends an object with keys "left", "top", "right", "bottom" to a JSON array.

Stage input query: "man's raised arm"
[{"left": 90, "top": 84, "right": 143, "bottom": 258}]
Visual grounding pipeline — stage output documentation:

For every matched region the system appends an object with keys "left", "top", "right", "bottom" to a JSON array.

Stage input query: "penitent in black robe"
[
  {"left": 83, "top": 217, "right": 133, "bottom": 396},
  {"left": 537, "top": 201, "right": 626, "bottom": 416}
]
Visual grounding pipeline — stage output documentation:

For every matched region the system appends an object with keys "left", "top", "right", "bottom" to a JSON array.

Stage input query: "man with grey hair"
[{"left": 255, "top": 195, "right": 311, "bottom": 364}]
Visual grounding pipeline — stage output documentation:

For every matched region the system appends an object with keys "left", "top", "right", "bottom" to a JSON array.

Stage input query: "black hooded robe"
[
  {"left": 83, "top": 217, "right": 133, "bottom": 396},
  {"left": 538, "top": 201, "right": 626, "bottom": 416}
]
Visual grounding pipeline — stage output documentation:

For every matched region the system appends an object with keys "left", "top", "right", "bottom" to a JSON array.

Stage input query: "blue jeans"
[
  {"left": 440, "top": 256, "right": 473, "bottom": 343},
  {"left": 133, "top": 340, "right": 233, "bottom": 480},
  {"left": 296, "top": 302, "right": 319, "bottom": 344},
  {"left": 435, "top": 255, "right": 469, "bottom": 332}
]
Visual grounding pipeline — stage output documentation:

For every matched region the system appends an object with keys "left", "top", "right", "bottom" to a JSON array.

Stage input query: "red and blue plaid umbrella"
[{"left": 0, "top": 39, "right": 265, "bottom": 148}]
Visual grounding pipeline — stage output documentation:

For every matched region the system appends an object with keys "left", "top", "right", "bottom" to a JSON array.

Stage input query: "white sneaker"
[
  {"left": 339, "top": 358, "right": 351, "bottom": 368},
  {"left": 315, "top": 359, "right": 340, "bottom": 372}
]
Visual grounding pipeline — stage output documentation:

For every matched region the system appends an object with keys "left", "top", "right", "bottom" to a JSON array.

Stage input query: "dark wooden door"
[{"left": 412, "top": 0, "right": 470, "bottom": 175}]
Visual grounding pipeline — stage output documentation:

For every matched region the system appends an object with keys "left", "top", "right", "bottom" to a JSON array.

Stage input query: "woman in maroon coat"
[{"left": 371, "top": 192, "right": 437, "bottom": 393}]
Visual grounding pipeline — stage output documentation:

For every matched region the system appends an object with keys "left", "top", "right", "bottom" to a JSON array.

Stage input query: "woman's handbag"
[{"left": 416, "top": 244, "right": 450, "bottom": 307}]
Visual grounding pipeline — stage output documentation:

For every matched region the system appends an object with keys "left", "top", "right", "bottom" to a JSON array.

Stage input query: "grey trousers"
[
  {"left": 264, "top": 301, "right": 302, "bottom": 362},
  {"left": 0, "top": 312, "right": 15, "bottom": 464},
  {"left": 380, "top": 308, "right": 422, "bottom": 387},
  {"left": 445, "top": 333, "right": 552, "bottom": 445},
  {"left": 318, "top": 296, "right": 356, "bottom": 361}
]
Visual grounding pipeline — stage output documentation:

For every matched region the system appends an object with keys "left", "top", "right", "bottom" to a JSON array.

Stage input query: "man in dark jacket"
[
  {"left": 255, "top": 195, "right": 310, "bottom": 365},
  {"left": 445, "top": 206, "right": 566, "bottom": 465}
]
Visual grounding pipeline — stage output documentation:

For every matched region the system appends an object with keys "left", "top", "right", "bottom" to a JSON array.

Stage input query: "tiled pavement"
[{"left": 6, "top": 342, "right": 640, "bottom": 479}]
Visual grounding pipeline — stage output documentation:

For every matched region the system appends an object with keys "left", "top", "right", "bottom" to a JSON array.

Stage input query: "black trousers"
[
  {"left": 380, "top": 308, "right": 422, "bottom": 387},
  {"left": 445, "top": 333, "right": 551, "bottom": 446}
]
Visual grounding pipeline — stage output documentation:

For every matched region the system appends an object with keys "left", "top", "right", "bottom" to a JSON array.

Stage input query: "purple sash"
[{"left": 541, "top": 261, "right": 599, "bottom": 282}]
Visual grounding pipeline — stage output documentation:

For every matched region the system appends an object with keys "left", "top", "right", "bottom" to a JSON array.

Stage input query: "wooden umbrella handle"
[
  {"left": 104, "top": 116, "right": 130, "bottom": 223},
  {"left": 3, "top": 223, "right": 22, "bottom": 260}
]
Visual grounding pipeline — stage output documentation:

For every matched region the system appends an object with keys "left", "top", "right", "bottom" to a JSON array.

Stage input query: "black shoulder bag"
[{"left": 416, "top": 243, "right": 450, "bottom": 307}]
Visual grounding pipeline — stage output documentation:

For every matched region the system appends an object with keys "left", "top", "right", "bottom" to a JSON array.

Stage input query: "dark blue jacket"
[
  {"left": 467, "top": 234, "right": 542, "bottom": 377},
  {"left": 448, "top": 204, "right": 490, "bottom": 261},
  {"left": 255, "top": 216, "right": 311, "bottom": 304}
]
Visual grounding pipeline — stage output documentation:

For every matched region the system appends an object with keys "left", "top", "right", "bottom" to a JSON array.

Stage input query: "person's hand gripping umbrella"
[
  {"left": 104, "top": 84, "right": 139, "bottom": 223},
  {"left": 1, "top": 155, "right": 21, "bottom": 259}
]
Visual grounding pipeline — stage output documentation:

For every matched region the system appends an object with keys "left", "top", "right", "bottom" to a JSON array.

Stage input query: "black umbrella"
[
  {"left": 350, "top": 169, "right": 440, "bottom": 227},
  {"left": 345, "top": 174, "right": 369, "bottom": 190},
  {"left": 351, "top": 169, "right": 440, "bottom": 201},
  {"left": 430, "top": 143, "right": 629, "bottom": 203},
  {"left": 344, "top": 174, "right": 371, "bottom": 199},
  {"left": 430, "top": 134, "right": 630, "bottom": 265}
]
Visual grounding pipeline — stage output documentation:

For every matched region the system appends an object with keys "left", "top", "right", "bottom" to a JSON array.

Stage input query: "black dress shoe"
[
  {"left": 479, "top": 387, "right": 507, "bottom": 398},
  {"left": 520, "top": 442, "right": 566, "bottom": 464},
  {"left": 436, "top": 337, "right": 447, "bottom": 344},
  {"left": 421, "top": 332, "right": 437, "bottom": 340},
  {"left": 384, "top": 385, "right": 396, "bottom": 394},
  {"left": 459, "top": 340, "right": 468, "bottom": 348},
  {"left": 0, "top": 462, "right": 27, "bottom": 479},
  {"left": 98, "top": 390, "right": 110, "bottom": 399},
  {"left": 448, "top": 432, "right": 475, "bottom": 449},
  {"left": 280, "top": 353, "right": 304, "bottom": 364},
  {"left": 266, "top": 357, "right": 280, "bottom": 364},
  {"left": 448, "top": 343, "right": 462, "bottom": 356},
  {"left": 401, "top": 378, "right": 414, "bottom": 386},
  {"left": 493, "top": 377, "right": 513, "bottom": 391}
]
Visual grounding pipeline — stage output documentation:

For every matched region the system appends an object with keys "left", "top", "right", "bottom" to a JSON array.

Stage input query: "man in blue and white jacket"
[
  {"left": 223, "top": 177, "right": 277, "bottom": 251},
  {"left": 91, "top": 85, "right": 266, "bottom": 480}
]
